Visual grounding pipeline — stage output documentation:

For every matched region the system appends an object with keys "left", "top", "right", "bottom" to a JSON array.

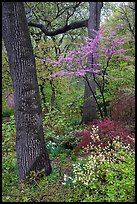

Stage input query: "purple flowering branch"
[
  {"left": 48, "top": 27, "right": 130, "bottom": 79},
  {"left": 43, "top": 26, "right": 131, "bottom": 118}
]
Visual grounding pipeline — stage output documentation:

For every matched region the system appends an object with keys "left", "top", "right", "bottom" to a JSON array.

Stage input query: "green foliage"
[
  {"left": 100, "top": 3, "right": 135, "bottom": 111},
  {"left": 43, "top": 108, "right": 83, "bottom": 153},
  {"left": 102, "top": 64, "right": 135, "bottom": 103},
  {"left": 2, "top": 114, "right": 135, "bottom": 202},
  {"left": 2, "top": 115, "right": 18, "bottom": 202},
  {"left": 2, "top": 115, "right": 16, "bottom": 155},
  {"left": 2, "top": 2, "right": 135, "bottom": 202},
  {"left": 2, "top": 108, "right": 15, "bottom": 118},
  {"left": 26, "top": 3, "right": 87, "bottom": 117},
  {"left": 2, "top": 41, "right": 13, "bottom": 114},
  {"left": 63, "top": 140, "right": 135, "bottom": 202}
]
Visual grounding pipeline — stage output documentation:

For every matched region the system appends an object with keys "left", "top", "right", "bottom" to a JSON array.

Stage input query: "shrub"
[
  {"left": 110, "top": 87, "right": 135, "bottom": 131},
  {"left": 2, "top": 115, "right": 135, "bottom": 202},
  {"left": 2, "top": 115, "right": 18, "bottom": 202},
  {"left": 43, "top": 110, "right": 81, "bottom": 150},
  {"left": 63, "top": 138, "right": 135, "bottom": 202},
  {"left": 2, "top": 108, "right": 15, "bottom": 118},
  {"left": 74, "top": 118, "right": 135, "bottom": 155}
]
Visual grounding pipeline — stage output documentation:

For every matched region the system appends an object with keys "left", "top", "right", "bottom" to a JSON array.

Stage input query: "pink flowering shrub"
[
  {"left": 74, "top": 118, "right": 135, "bottom": 155},
  {"left": 49, "top": 27, "right": 130, "bottom": 79},
  {"left": 45, "top": 26, "right": 133, "bottom": 119}
]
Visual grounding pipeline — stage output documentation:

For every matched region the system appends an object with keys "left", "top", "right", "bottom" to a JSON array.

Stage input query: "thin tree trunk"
[
  {"left": 50, "top": 79, "right": 56, "bottom": 111},
  {"left": 82, "top": 2, "right": 103, "bottom": 124},
  {"left": 2, "top": 2, "right": 52, "bottom": 181},
  {"left": 39, "top": 83, "right": 49, "bottom": 114}
]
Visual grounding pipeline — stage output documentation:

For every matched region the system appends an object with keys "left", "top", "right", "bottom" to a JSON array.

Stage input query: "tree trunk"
[
  {"left": 39, "top": 83, "right": 49, "bottom": 114},
  {"left": 2, "top": 2, "right": 52, "bottom": 181},
  {"left": 82, "top": 2, "right": 103, "bottom": 124},
  {"left": 50, "top": 79, "right": 56, "bottom": 111}
]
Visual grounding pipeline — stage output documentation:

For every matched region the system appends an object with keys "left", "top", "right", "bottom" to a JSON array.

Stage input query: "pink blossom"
[
  {"left": 122, "top": 56, "right": 132, "bottom": 60},
  {"left": 114, "top": 49, "right": 128, "bottom": 54},
  {"left": 46, "top": 26, "right": 132, "bottom": 79}
]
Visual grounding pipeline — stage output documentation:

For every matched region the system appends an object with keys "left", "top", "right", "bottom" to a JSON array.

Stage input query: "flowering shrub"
[
  {"left": 74, "top": 118, "right": 135, "bottom": 155},
  {"left": 2, "top": 115, "right": 135, "bottom": 202},
  {"left": 45, "top": 26, "right": 133, "bottom": 119},
  {"left": 72, "top": 144, "right": 131, "bottom": 185},
  {"left": 62, "top": 139, "right": 135, "bottom": 202},
  {"left": 49, "top": 27, "right": 131, "bottom": 79}
]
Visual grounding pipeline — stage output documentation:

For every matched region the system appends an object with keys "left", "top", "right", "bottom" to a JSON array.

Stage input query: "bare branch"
[
  {"left": 28, "top": 19, "right": 88, "bottom": 36},
  {"left": 54, "top": 2, "right": 81, "bottom": 20},
  {"left": 119, "top": 6, "right": 135, "bottom": 39}
]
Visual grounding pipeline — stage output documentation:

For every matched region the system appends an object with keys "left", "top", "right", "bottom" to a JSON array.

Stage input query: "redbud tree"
[{"left": 44, "top": 26, "right": 132, "bottom": 119}]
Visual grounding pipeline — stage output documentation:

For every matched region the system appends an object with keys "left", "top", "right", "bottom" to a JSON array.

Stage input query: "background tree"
[
  {"left": 25, "top": 2, "right": 103, "bottom": 123},
  {"left": 2, "top": 2, "right": 52, "bottom": 181},
  {"left": 82, "top": 2, "right": 103, "bottom": 123},
  {"left": 2, "top": 2, "right": 134, "bottom": 124},
  {"left": 25, "top": 2, "right": 89, "bottom": 117},
  {"left": 26, "top": 2, "right": 134, "bottom": 124},
  {"left": 26, "top": 2, "right": 88, "bottom": 36}
]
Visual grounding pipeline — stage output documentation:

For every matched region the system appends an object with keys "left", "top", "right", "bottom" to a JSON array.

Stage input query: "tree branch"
[
  {"left": 28, "top": 19, "right": 88, "bottom": 36},
  {"left": 54, "top": 2, "right": 81, "bottom": 20},
  {"left": 119, "top": 6, "right": 135, "bottom": 39},
  {"left": 83, "top": 75, "right": 104, "bottom": 119}
]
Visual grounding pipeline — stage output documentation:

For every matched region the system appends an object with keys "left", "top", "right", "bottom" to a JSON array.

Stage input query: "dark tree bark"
[
  {"left": 28, "top": 19, "right": 88, "bottom": 36},
  {"left": 2, "top": 2, "right": 52, "bottom": 181},
  {"left": 82, "top": 2, "right": 103, "bottom": 124}
]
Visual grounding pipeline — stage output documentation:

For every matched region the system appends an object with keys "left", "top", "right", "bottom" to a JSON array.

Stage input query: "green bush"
[
  {"left": 2, "top": 108, "right": 15, "bottom": 118},
  {"left": 2, "top": 114, "right": 135, "bottom": 202},
  {"left": 62, "top": 138, "right": 135, "bottom": 202},
  {"left": 2, "top": 115, "right": 18, "bottom": 202},
  {"left": 43, "top": 109, "right": 82, "bottom": 150}
]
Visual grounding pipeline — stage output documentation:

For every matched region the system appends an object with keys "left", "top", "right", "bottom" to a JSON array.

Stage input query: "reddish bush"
[
  {"left": 110, "top": 87, "right": 135, "bottom": 130},
  {"left": 74, "top": 118, "right": 135, "bottom": 156}
]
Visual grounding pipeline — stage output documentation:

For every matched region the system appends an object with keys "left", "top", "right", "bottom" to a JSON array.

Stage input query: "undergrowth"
[{"left": 2, "top": 115, "right": 135, "bottom": 202}]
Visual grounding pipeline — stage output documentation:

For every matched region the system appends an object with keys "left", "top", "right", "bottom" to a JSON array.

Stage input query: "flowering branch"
[{"left": 44, "top": 26, "right": 131, "bottom": 118}]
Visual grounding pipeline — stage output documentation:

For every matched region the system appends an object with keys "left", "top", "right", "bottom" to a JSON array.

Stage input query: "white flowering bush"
[
  {"left": 61, "top": 133, "right": 135, "bottom": 202},
  {"left": 72, "top": 156, "right": 97, "bottom": 186},
  {"left": 72, "top": 136, "right": 131, "bottom": 184}
]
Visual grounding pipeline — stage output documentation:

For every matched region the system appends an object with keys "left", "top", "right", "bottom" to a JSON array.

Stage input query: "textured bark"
[
  {"left": 82, "top": 2, "right": 103, "bottom": 124},
  {"left": 2, "top": 2, "right": 52, "bottom": 181}
]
